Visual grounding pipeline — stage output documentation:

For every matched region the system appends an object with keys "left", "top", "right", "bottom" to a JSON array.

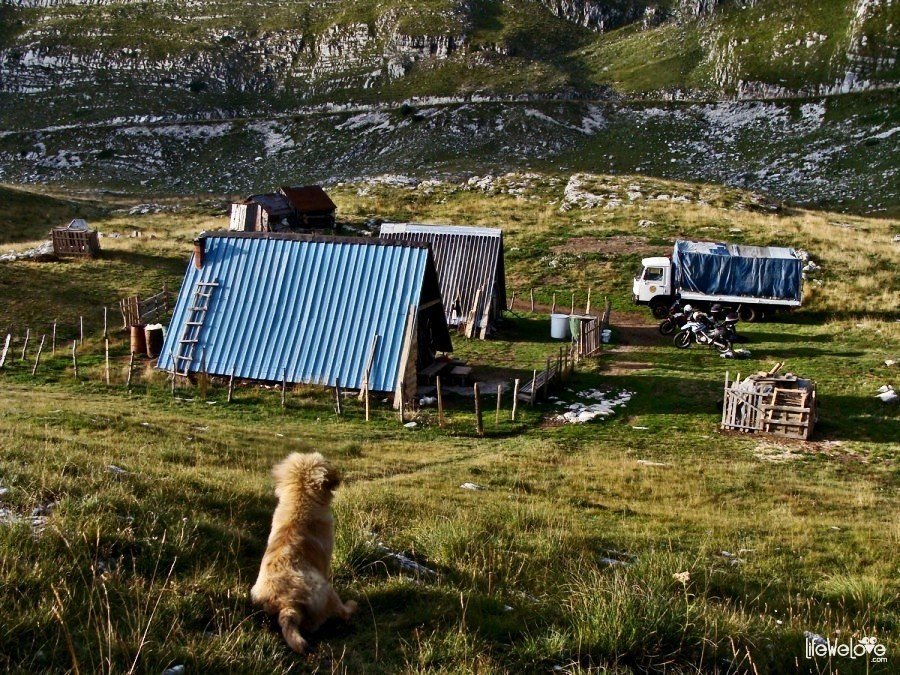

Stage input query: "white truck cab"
[{"left": 633, "top": 257, "right": 673, "bottom": 309}]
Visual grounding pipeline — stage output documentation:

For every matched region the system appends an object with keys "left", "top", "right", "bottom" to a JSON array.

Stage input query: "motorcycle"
[
  {"left": 674, "top": 315, "right": 733, "bottom": 352},
  {"left": 658, "top": 308, "right": 689, "bottom": 336}
]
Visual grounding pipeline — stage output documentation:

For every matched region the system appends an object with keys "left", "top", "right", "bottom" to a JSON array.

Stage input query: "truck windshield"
[{"left": 643, "top": 267, "right": 664, "bottom": 282}]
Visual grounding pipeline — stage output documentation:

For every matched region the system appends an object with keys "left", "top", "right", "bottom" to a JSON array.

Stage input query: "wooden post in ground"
[
  {"left": 199, "top": 351, "right": 208, "bottom": 400},
  {"left": 71, "top": 341, "right": 78, "bottom": 379},
  {"left": 170, "top": 350, "right": 177, "bottom": 397},
  {"left": 511, "top": 379, "right": 520, "bottom": 421},
  {"left": 495, "top": 384, "right": 502, "bottom": 425},
  {"left": 551, "top": 293, "right": 557, "bottom": 314},
  {"left": 0, "top": 334, "right": 10, "bottom": 369},
  {"left": 51, "top": 321, "right": 57, "bottom": 355},
  {"left": 508, "top": 292, "right": 515, "bottom": 311},
  {"left": 570, "top": 292, "right": 575, "bottom": 315},
  {"left": 103, "top": 306, "right": 108, "bottom": 338},
  {"left": 474, "top": 382, "right": 483, "bottom": 436},
  {"left": 529, "top": 288, "right": 534, "bottom": 312},
  {"left": 21, "top": 328, "right": 30, "bottom": 360},
  {"left": 126, "top": 352, "right": 135, "bottom": 389},
  {"left": 530, "top": 369, "right": 537, "bottom": 406},
  {"left": 436, "top": 375, "right": 445, "bottom": 428},
  {"left": 79, "top": 316, "right": 84, "bottom": 346},
  {"left": 585, "top": 287, "right": 592, "bottom": 315},
  {"left": 31, "top": 335, "right": 45, "bottom": 376},
  {"left": 399, "top": 382, "right": 405, "bottom": 423},
  {"left": 163, "top": 282, "right": 169, "bottom": 312},
  {"left": 227, "top": 365, "right": 235, "bottom": 403},
  {"left": 364, "top": 382, "right": 370, "bottom": 421},
  {"left": 281, "top": 368, "right": 287, "bottom": 409},
  {"left": 334, "top": 377, "right": 343, "bottom": 416},
  {"left": 104, "top": 337, "right": 110, "bottom": 384},
  {"left": 557, "top": 347, "right": 562, "bottom": 379},
  {"left": 543, "top": 356, "right": 551, "bottom": 399}
]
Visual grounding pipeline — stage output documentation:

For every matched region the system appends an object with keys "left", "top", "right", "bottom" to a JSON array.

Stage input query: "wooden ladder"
[{"left": 174, "top": 281, "right": 218, "bottom": 376}]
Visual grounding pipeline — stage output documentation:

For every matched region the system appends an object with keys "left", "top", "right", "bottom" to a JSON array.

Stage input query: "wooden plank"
[
  {"left": 0, "top": 334, "right": 10, "bottom": 369},
  {"left": 393, "top": 305, "right": 417, "bottom": 409}
]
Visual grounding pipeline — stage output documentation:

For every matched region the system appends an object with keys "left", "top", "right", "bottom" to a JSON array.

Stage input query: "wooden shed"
[
  {"left": 278, "top": 185, "right": 337, "bottom": 229},
  {"left": 51, "top": 219, "right": 100, "bottom": 258}
]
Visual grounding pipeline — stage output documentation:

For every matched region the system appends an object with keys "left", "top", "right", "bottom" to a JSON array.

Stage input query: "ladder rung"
[
  {"left": 188, "top": 306, "right": 208, "bottom": 311},
  {"left": 196, "top": 282, "right": 219, "bottom": 287},
  {"left": 186, "top": 321, "right": 203, "bottom": 325},
  {"left": 179, "top": 339, "right": 199, "bottom": 344}
]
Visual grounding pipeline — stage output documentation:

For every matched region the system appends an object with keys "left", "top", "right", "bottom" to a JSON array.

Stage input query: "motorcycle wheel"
[
  {"left": 659, "top": 318, "right": 676, "bottom": 335},
  {"left": 714, "top": 339, "right": 733, "bottom": 353},
  {"left": 674, "top": 330, "right": 693, "bottom": 349}
]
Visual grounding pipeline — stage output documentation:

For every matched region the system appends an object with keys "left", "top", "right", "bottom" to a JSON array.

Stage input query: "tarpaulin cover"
[{"left": 673, "top": 240, "right": 802, "bottom": 301}]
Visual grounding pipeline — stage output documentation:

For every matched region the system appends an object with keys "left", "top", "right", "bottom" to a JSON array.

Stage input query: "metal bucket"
[
  {"left": 130, "top": 324, "right": 147, "bottom": 356},
  {"left": 550, "top": 313, "right": 571, "bottom": 340},
  {"left": 145, "top": 325, "right": 164, "bottom": 358}
]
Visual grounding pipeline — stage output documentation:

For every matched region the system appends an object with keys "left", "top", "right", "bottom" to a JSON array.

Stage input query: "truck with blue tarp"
[{"left": 632, "top": 240, "right": 803, "bottom": 322}]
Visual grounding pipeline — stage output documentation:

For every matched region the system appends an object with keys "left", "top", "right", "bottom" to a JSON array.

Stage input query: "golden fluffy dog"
[{"left": 251, "top": 452, "right": 356, "bottom": 653}]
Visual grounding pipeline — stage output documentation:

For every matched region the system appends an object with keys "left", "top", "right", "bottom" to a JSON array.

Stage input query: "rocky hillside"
[{"left": 0, "top": 0, "right": 897, "bottom": 211}]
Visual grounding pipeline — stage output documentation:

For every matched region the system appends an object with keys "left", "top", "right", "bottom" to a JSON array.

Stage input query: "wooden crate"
[
  {"left": 52, "top": 228, "right": 100, "bottom": 258},
  {"left": 721, "top": 366, "right": 817, "bottom": 440}
]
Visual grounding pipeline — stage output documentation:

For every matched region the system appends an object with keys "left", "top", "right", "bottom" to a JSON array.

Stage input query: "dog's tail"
[{"left": 278, "top": 607, "right": 308, "bottom": 654}]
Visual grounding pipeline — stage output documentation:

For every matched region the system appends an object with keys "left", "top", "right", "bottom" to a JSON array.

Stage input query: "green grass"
[{"left": 0, "top": 177, "right": 897, "bottom": 672}]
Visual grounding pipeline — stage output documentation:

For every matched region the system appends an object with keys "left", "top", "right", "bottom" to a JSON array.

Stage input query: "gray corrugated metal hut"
[{"left": 380, "top": 224, "right": 506, "bottom": 339}]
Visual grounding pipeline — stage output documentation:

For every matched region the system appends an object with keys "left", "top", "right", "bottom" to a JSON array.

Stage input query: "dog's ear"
[{"left": 322, "top": 465, "right": 341, "bottom": 492}]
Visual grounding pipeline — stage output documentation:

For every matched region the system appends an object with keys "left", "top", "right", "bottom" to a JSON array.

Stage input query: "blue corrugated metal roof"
[{"left": 158, "top": 233, "right": 449, "bottom": 392}]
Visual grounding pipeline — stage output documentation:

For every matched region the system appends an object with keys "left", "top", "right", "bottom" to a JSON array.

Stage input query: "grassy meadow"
[{"left": 0, "top": 176, "right": 897, "bottom": 673}]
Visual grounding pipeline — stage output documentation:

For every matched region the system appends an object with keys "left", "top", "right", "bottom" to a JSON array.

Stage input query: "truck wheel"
[
  {"left": 738, "top": 305, "right": 759, "bottom": 322},
  {"left": 650, "top": 300, "right": 669, "bottom": 319}
]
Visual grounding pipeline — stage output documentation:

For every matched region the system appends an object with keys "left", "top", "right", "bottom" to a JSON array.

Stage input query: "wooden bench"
[
  {"left": 419, "top": 360, "right": 448, "bottom": 384},
  {"left": 450, "top": 365, "right": 472, "bottom": 385}
]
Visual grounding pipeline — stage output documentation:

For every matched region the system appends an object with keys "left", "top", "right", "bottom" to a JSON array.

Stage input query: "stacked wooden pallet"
[{"left": 721, "top": 363, "right": 817, "bottom": 440}]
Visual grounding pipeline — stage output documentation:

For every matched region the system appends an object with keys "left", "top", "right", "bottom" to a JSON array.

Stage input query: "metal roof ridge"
[{"left": 197, "top": 230, "right": 432, "bottom": 249}]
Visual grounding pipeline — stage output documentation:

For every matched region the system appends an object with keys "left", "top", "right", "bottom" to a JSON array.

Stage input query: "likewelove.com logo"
[{"left": 805, "top": 634, "right": 888, "bottom": 664}]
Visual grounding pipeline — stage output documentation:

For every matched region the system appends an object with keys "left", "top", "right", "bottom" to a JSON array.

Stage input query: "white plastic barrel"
[{"left": 550, "top": 313, "right": 571, "bottom": 339}]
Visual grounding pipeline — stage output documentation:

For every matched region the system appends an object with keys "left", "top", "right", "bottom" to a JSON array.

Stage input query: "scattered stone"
[
  {"left": 637, "top": 459, "right": 669, "bottom": 467},
  {"left": 554, "top": 389, "right": 632, "bottom": 424},
  {"left": 720, "top": 348, "right": 752, "bottom": 359},
  {"left": 161, "top": 666, "right": 186, "bottom": 675},
  {"left": 418, "top": 396, "right": 437, "bottom": 407},
  {"left": 0, "top": 241, "right": 54, "bottom": 262},
  {"left": 637, "top": 219, "right": 656, "bottom": 228},
  {"left": 885, "top": 360, "right": 896, "bottom": 367},
  {"left": 107, "top": 465, "right": 129, "bottom": 475},
  {"left": 403, "top": 421, "right": 418, "bottom": 428},
  {"left": 875, "top": 385, "right": 897, "bottom": 403},
  {"left": 460, "top": 482, "right": 484, "bottom": 491},
  {"left": 374, "top": 543, "right": 436, "bottom": 577}
]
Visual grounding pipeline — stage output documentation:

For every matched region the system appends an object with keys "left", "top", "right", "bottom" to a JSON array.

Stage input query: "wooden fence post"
[
  {"left": 474, "top": 382, "right": 483, "bottom": 436},
  {"left": 71, "top": 341, "right": 78, "bottom": 379},
  {"left": 0, "top": 334, "right": 10, "bottom": 369},
  {"left": 585, "top": 287, "right": 592, "bottom": 315},
  {"left": 103, "top": 306, "right": 108, "bottom": 338},
  {"left": 334, "top": 377, "right": 343, "bottom": 416},
  {"left": 199, "top": 351, "right": 208, "bottom": 400},
  {"left": 508, "top": 292, "right": 515, "bottom": 311},
  {"left": 170, "top": 350, "right": 176, "bottom": 396},
  {"left": 126, "top": 352, "right": 135, "bottom": 389},
  {"left": 542, "top": 357, "right": 551, "bottom": 401},
  {"left": 79, "top": 316, "right": 84, "bottom": 346},
  {"left": 104, "top": 337, "right": 110, "bottom": 384},
  {"left": 51, "top": 321, "right": 57, "bottom": 355},
  {"left": 281, "top": 368, "right": 287, "bottom": 409},
  {"left": 495, "top": 384, "right": 502, "bottom": 425},
  {"left": 570, "top": 292, "right": 575, "bottom": 315},
  {"left": 227, "top": 365, "right": 235, "bottom": 403},
  {"left": 21, "top": 328, "right": 30, "bottom": 361},
  {"left": 530, "top": 369, "right": 537, "bottom": 406},
  {"left": 399, "top": 382, "right": 405, "bottom": 423},
  {"left": 31, "top": 335, "right": 45, "bottom": 376},
  {"left": 511, "top": 379, "right": 520, "bottom": 421},
  {"left": 530, "top": 288, "right": 534, "bottom": 312},
  {"left": 436, "top": 375, "right": 445, "bottom": 428}
]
